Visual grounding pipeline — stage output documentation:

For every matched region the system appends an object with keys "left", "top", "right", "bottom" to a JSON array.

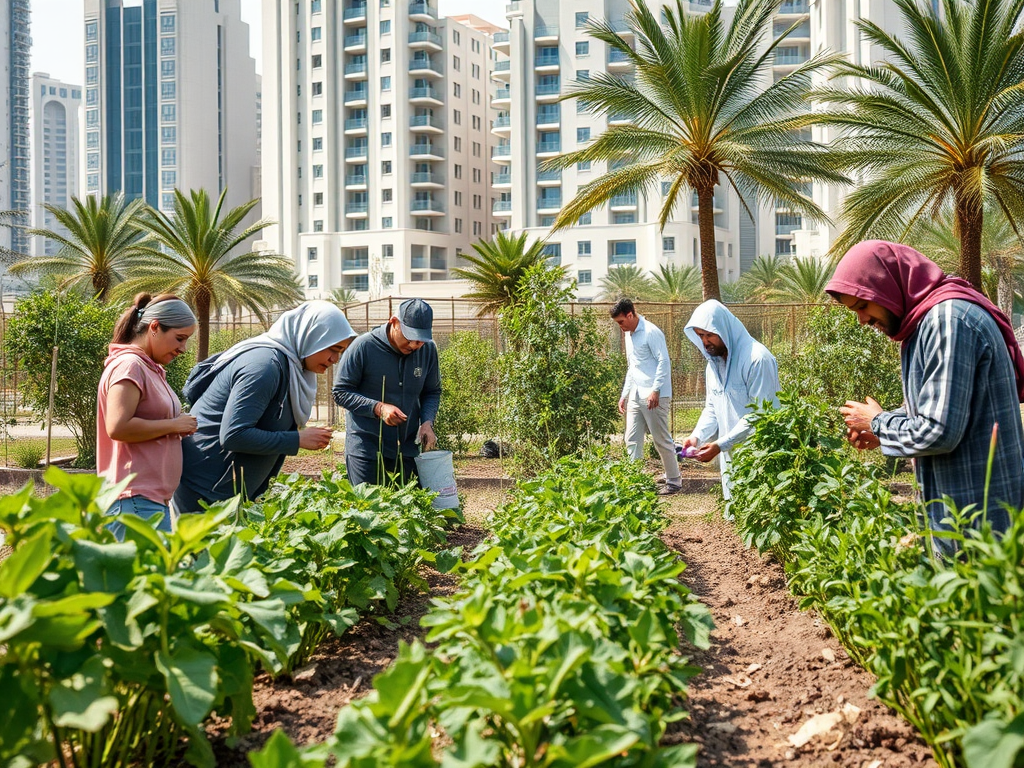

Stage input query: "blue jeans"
[{"left": 106, "top": 495, "right": 173, "bottom": 541}]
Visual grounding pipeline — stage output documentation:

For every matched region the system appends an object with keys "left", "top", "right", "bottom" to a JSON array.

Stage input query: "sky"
[{"left": 31, "top": 0, "right": 509, "bottom": 86}]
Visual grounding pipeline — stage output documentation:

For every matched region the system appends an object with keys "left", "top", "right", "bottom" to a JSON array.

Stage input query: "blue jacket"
[
  {"left": 332, "top": 324, "right": 441, "bottom": 460},
  {"left": 174, "top": 347, "right": 299, "bottom": 512}
]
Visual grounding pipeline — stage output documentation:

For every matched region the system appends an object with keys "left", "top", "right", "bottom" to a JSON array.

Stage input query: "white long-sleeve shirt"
[
  {"left": 685, "top": 301, "right": 780, "bottom": 499},
  {"left": 621, "top": 315, "right": 672, "bottom": 401}
]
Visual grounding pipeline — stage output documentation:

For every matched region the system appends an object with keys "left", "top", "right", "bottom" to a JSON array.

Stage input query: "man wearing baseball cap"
[{"left": 333, "top": 298, "right": 442, "bottom": 486}]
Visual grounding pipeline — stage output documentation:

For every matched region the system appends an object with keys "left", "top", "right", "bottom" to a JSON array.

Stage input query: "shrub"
[
  {"left": 4, "top": 291, "right": 120, "bottom": 468},
  {"left": 434, "top": 331, "right": 498, "bottom": 456},
  {"left": 11, "top": 442, "right": 44, "bottom": 469},
  {"left": 497, "top": 266, "right": 621, "bottom": 474}
]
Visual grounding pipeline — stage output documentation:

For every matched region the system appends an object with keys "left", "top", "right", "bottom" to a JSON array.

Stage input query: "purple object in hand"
[{"left": 682, "top": 446, "right": 698, "bottom": 458}]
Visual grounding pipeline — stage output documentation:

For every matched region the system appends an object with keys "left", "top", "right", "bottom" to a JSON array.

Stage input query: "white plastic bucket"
[{"left": 415, "top": 449, "right": 459, "bottom": 509}]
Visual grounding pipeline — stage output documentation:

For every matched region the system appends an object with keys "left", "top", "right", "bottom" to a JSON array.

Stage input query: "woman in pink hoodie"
[{"left": 97, "top": 293, "right": 198, "bottom": 538}]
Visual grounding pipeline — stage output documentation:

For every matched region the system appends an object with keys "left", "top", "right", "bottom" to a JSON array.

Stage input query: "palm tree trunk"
[
  {"left": 195, "top": 291, "right": 212, "bottom": 361},
  {"left": 697, "top": 183, "right": 722, "bottom": 301},
  {"left": 997, "top": 257, "right": 1015, "bottom": 319},
  {"left": 956, "top": 191, "right": 984, "bottom": 291}
]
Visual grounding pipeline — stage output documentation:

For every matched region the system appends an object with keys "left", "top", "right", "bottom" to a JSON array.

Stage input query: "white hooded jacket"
[{"left": 685, "top": 300, "right": 780, "bottom": 499}]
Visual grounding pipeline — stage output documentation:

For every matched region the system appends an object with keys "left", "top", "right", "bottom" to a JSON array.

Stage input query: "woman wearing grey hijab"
[
  {"left": 173, "top": 301, "right": 357, "bottom": 513},
  {"left": 98, "top": 293, "right": 198, "bottom": 539}
]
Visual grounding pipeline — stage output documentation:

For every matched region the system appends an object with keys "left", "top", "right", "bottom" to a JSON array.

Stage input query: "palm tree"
[
  {"left": 116, "top": 188, "right": 302, "bottom": 360},
  {"left": 9, "top": 194, "right": 150, "bottom": 301},
  {"left": 330, "top": 287, "right": 359, "bottom": 309},
  {"left": 737, "top": 254, "right": 788, "bottom": 303},
  {"left": 816, "top": 0, "right": 1024, "bottom": 291},
  {"left": 599, "top": 264, "right": 653, "bottom": 302},
  {"left": 451, "top": 229, "right": 563, "bottom": 316},
  {"left": 775, "top": 257, "right": 832, "bottom": 303},
  {"left": 649, "top": 263, "right": 701, "bottom": 302},
  {"left": 548, "top": 0, "right": 846, "bottom": 302}
]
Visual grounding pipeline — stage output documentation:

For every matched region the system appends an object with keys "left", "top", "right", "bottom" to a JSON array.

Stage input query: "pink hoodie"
[{"left": 97, "top": 344, "right": 183, "bottom": 504}]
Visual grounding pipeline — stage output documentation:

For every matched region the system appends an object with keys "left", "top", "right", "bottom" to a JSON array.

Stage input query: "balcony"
[
  {"left": 537, "top": 168, "right": 561, "bottom": 185},
  {"left": 608, "top": 112, "right": 633, "bottom": 126},
  {"left": 690, "top": 192, "right": 723, "bottom": 213},
  {"left": 534, "top": 24, "right": 558, "bottom": 40},
  {"left": 608, "top": 48, "right": 632, "bottom": 68},
  {"left": 610, "top": 19, "right": 634, "bottom": 37},
  {"left": 493, "top": 114, "right": 511, "bottom": 129},
  {"left": 345, "top": 174, "right": 368, "bottom": 187},
  {"left": 534, "top": 53, "right": 560, "bottom": 70},
  {"left": 535, "top": 81, "right": 560, "bottom": 101},
  {"left": 493, "top": 30, "right": 510, "bottom": 53},
  {"left": 493, "top": 87, "right": 511, "bottom": 104},
  {"left": 344, "top": 145, "right": 368, "bottom": 160},
  {"left": 409, "top": 86, "right": 443, "bottom": 104},
  {"left": 492, "top": 145, "right": 512, "bottom": 163},
  {"left": 343, "top": 3, "right": 367, "bottom": 22},
  {"left": 342, "top": 257, "right": 370, "bottom": 270},
  {"left": 493, "top": 59, "right": 511, "bottom": 80},
  {"left": 411, "top": 197, "right": 445, "bottom": 215},
  {"left": 536, "top": 139, "right": 561, "bottom": 157},
  {"left": 537, "top": 194, "right": 562, "bottom": 211},
  {"left": 344, "top": 117, "right": 368, "bottom": 133},
  {"left": 775, "top": 21, "right": 810, "bottom": 40},
  {"left": 344, "top": 89, "right": 368, "bottom": 105},
  {"left": 536, "top": 109, "right": 560, "bottom": 127},
  {"left": 346, "top": 202, "right": 369, "bottom": 217},
  {"left": 492, "top": 171, "right": 512, "bottom": 186},
  {"left": 410, "top": 57, "right": 443, "bottom": 76},
  {"left": 609, "top": 191, "right": 638, "bottom": 210},
  {"left": 777, "top": 1, "right": 809, "bottom": 14},
  {"left": 411, "top": 255, "right": 448, "bottom": 269},
  {"left": 344, "top": 32, "right": 367, "bottom": 50},
  {"left": 344, "top": 61, "right": 367, "bottom": 77},
  {"left": 409, "top": 114, "right": 443, "bottom": 132},
  {"left": 493, "top": 199, "right": 513, "bottom": 215},
  {"left": 609, "top": 253, "right": 637, "bottom": 266},
  {"left": 774, "top": 52, "right": 808, "bottom": 67},
  {"left": 410, "top": 143, "right": 444, "bottom": 159},
  {"left": 411, "top": 171, "right": 443, "bottom": 187},
  {"left": 409, "top": 1, "right": 436, "bottom": 20},
  {"left": 408, "top": 30, "right": 443, "bottom": 49}
]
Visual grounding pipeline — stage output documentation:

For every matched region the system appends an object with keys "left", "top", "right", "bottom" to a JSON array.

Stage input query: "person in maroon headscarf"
[{"left": 828, "top": 240, "right": 1024, "bottom": 555}]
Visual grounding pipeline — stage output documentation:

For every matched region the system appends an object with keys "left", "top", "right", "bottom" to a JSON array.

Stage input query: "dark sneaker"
[
  {"left": 655, "top": 473, "right": 668, "bottom": 485},
  {"left": 657, "top": 483, "right": 682, "bottom": 496}
]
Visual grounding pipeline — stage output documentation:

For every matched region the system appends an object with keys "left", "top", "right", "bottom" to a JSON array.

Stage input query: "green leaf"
[
  {"left": 0, "top": 529, "right": 53, "bottom": 598},
  {"left": 0, "top": 596, "right": 36, "bottom": 643},
  {"left": 155, "top": 645, "right": 219, "bottom": 726},
  {"left": 71, "top": 539, "right": 138, "bottom": 593},
  {"left": 248, "top": 729, "right": 314, "bottom": 768},
  {"left": 434, "top": 548, "right": 462, "bottom": 574},
  {"left": 549, "top": 726, "right": 639, "bottom": 768},
  {"left": 963, "top": 714, "right": 1024, "bottom": 768},
  {"left": 48, "top": 657, "right": 119, "bottom": 731},
  {"left": 237, "top": 599, "right": 290, "bottom": 642}
]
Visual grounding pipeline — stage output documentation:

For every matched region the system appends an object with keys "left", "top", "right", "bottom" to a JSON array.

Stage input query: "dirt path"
[{"left": 661, "top": 509, "right": 936, "bottom": 768}]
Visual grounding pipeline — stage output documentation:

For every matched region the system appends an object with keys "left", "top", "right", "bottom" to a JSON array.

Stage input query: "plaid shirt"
[{"left": 872, "top": 300, "right": 1024, "bottom": 534}]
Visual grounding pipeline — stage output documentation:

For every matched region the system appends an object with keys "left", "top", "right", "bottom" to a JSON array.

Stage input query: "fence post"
[
  {"left": 790, "top": 305, "right": 797, "bottom": 355},
  {"left": 451, "top": 297, "right": 455, "bottom": 337}
]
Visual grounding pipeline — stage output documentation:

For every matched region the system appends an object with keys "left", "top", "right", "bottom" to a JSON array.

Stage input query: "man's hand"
[
  {"left": 376, "top": 402, "right": 408, "bottom": 427},
  {"left": 847, "top": 427, "right": 881, "bottom": 451},
  {"left": 646, "top": 391, "right": 660, "bottom": 410},
  {"left": 682, "top": 435, "right": 699, "bottom": 449},
  {"left": 694, "top": 442, "right": 721, "bottom": 462},
  {"left": 618, "top": 397, "right": 627, "bottom": 415},
  {"left": 298, "top": 426, "right": 333, "bottom": 450},
  {"left": 839, "top": 397, "right": 883, "bottom": 433},
  {"left": 417, "top": 422, "right": 437, "bottom": 451}
]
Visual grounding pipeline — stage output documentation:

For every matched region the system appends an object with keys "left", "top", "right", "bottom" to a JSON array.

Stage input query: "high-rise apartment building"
[
  {"left": 83, "top": 0, "right": 259, "bottom": 216},
  {"left": 494, "top": 0, "right": 742, "bottom": 300},
  {"left": 30, "top": 73, "right": 81, "bottom": 257},
  {"left": 0, "top": 0, "right": 31, "bottom": 255},
  {"left": 261, "top": 1, "right": 501, "bottom": 298}
]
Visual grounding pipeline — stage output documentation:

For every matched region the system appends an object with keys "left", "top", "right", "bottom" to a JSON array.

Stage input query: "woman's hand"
[
  {"left": 298, "top": 426, "right": 333, "bottom": 450},
  {"left": 171, "top": 413, "right": 198, "bottom": 435}
]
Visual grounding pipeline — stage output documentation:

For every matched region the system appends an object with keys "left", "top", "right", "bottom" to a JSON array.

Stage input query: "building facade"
[
  {"left": 83, "top": 0, "right": 259, "bottom": 216},
  {"left": 261, "top": 1, "right": 501, "bottom": 298},
  {"left": 30, "top": 73, "right": 81, "bottom": 257},
  {"left": 0, "top": 0, "right": 31, "bottom": 255}
]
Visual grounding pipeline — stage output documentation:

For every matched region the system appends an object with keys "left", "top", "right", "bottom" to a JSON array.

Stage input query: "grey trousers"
[
  {"left": 345, "top": 452, "right": 420, "bottom": 488},
  {"left": 624, "top": 393, "right": 680, "bottom": 482}
]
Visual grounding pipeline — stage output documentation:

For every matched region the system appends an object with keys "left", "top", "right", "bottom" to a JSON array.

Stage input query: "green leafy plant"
[
  {"left": 434, "top": 331, "right": 498, "bottom": 456},
  {"left": 10, "top": 442, "right": 44, "bottom": 469},
  {"left": 4, "top": 290, "right": 121, "bottom": 468}
]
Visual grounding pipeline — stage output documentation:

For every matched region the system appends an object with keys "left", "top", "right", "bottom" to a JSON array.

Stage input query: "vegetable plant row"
[
  {"left": 251, "top": 455, "right": 715, "bottom": 768},
  {"left": 0, "top": 468, "right": 456, "bottom": 768},
  {"left": 729, "top": 393, "right": 1024, "bottom": 768}
]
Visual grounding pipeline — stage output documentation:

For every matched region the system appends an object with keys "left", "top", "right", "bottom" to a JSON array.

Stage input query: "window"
[
  {"left": 87, "top": 131, "right": 100, "bottom": 148},
  {"left": 161, "top": 60, "right": 175, "bottom": 78},
  {"left": 661, "top": 181, "right": 672, "bottom": 196},
  {"left": 578, "top": 241, "right": 591, "bottom": 256},
  {"left": 577, "top": 160, "right": 591, "bottom": 172},
  {"left": 578, "top": 212, "right": 592, "bottom": 225},
  {"left": 472, "top": 115, "right": 481, "bottom": 130},
  {"left": 453, "top": 109, "right": 461, "bottom": 124},
  {"left": 454, "top": 137, "right": 462, "bottom": 151},
  {"left": 383, "top": 244, "right": 394, "bottom": 258},
  {"left": 85, "top": 20, "right": 98, "bottom": 40},
  {"left": 575, "top": 11, "right": 589, "bottom": 26},
  {"left": 381, "top": 48, "right": 391, "bottom": 63},
  {"left": 311, "top": 0, "right": 322, "bottom": 10},
  {"left": 87, "top": 173, "right": 99, "bottom": 189},
  {"left": 453, "top": 55, "right": 461, "bottom": 71},
  {"left": 472, "top": 88, "right": 480, "bottom": 104},
  {"left": 381, "top": 76, "right": 391, "bottom": 90},
  {"left": 86, "top": 89, "right": 99, "bottom": 105},
  {"left": 86, "top": 67, "right": 98, "bottom": 84},
  {"left": 86, "top": 109, "right": 99, "bottom": 127},
  {"left": 312, "top": 137, "right": 323, "bottom": 150},
  {"left": 161, "top": 148, "right": 176, "bottom": 166},
  {"left": 312, "top": 53, "right": 322, "bottom": 67},
  {"left": 611, "top": 240, "right": 637, "bottom": 259},
  {"left": 575, "top": 41, "right": 589, "bottom": 56},
  {"left": 382, "top": 217, "right": 393, "bottom": 228},
  {"left": 311, "top": 164, "right": 323, "bottom": 178},
  {"left": 380, "top": 20, "right": 391, "bottom": 34},
  {"left": 314, "top": 192, "right": 324, "bottom": 205},
  {"left": 161, "top": 192, "right": 175, "bottom": 209},
  {"left": 381, "top": 132, "right": 392, "bottom": 147},
  {"left": 613, "top": 212, "right": 636, "bottom": 224},
  {"left": 472, "top": 168, "right": 481, "bottom": 182},
  {"left": 454, "top": 190, "right": 462, "bottom": 205},
  {"left": 381, "top": 104, "right": 391, "bottom": 118},
  {"left": 161, "top": 38, "right": 175, "bottom": 56},
  {"left": 161, "top": 104, "right": 176, "bottom": 121},
  {"left": 473, "top": 194, "right": 482, "bottom": 210},
  {"left": 455, "top": 218, "right": 462, "bottom": 233},
  {"left": 454, "top": 164, "right": 462, "bottom": 179},
  {"left": 453, "top": 83, "right": 461, "bottom": 97},
  {"left": 308, "top": 275, "right": 319, "bottom": 289},
  {"left": 86, "top": 44, "right": 98, "bottom": 62},
  {"left": 577, "top": 127, "right": 590, "bottom": 143},
  {"left": 308, "top": 247, "right": 318, "bottom": 261},
  {"left": 453, "top": 30, "right": 460, "bottom": 44},
  {"left": 473, "top": 221, "right": 482, "bottom": 235},
  {"left": 312, "top": 81, "right": 323, "bottom": 95},
  {"left": 471, "top": 63, "right": 480, "bottom": 78},
  {"left": 472, "top": 141, "right": 481, "bottom": 157},
  {"left": 382, "top": 188, "right": 392, "bottom": 202},
  {"left": 87, "top": 153, "right": 99, "bottom": 170},
  {"left": 313, "top": 220, "right": 324, "bottom": 231},
  {"left": 540, "top": 215, "right": 556, "bottom": 226},
  {"left": 161, "top": 82, "right": 175, "bottom": 100},
  {"left": 161, "top": 126, "right": 176, "bottom": 144},
  {"left": 161, "top": 170, "right": 177, "bottom": 187},
  {"left": 312, "top": 109, "right": 323, "bottom": 123},
  {"left": 382, "top": 160, "right": 392, "bottom": 174},
  {"left": 311, "top": 26, "right": 322, "bottom": 40},
  {"left": 578, "top": 270, "right": 592, "bottom": 285},
  {"left": 577, "top": 69, "right": 590, "bottom": 81}
]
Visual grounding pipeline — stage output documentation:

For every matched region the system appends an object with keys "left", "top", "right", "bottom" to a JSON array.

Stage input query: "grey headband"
[{"left": 139, "top": 299, "right": 197, "bottom": 328}]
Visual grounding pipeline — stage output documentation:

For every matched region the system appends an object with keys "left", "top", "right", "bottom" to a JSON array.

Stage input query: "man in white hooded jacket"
[{"left": 683, "top": 300, "right": 780, "bottom": 508}]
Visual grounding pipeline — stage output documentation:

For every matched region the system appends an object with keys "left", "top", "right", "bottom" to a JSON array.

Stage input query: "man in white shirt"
[
  {"left": 683, "top": 300, "right": 780, "bottom": 511},
  {"left": 611, "top": 298, "right": 682, "bottom": 496}
]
